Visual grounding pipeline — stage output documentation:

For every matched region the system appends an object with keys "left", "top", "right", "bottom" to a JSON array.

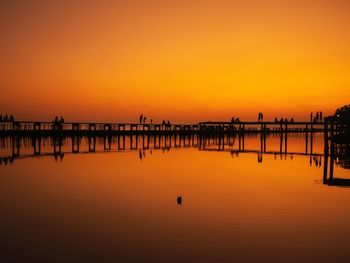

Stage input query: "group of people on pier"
[
  {"left": 310, "top": 111, "right": 323, "bottom": 122},
  {"left": 139, "top": 114, "right": 153, "bottom": 124},
  {"left": 53, "top": 116, "right": 65, "bottom": 124},
  {"left": 0, "top": 114, "right": 15, "bottom": 122},
  {"left": 230, "top": 116, "right": 240, "bottom": 123}
]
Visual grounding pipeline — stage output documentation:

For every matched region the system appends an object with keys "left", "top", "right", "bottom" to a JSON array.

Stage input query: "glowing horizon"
[{"left": 1, "top": 0, "right": 349, "bottom": 123}]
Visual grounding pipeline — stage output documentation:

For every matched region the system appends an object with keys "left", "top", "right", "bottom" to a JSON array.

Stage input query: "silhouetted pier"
[{"left": 0, "top": 120, "right": 339, "bottom": 137}]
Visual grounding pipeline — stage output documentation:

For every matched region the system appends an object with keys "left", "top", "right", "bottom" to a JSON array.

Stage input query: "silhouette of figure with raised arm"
[
  {"left": 177, "top": 196, "right": 182, "bottom": 205},
  {"left": 139, "top": 114, "right": 143, "bottom": 124}
]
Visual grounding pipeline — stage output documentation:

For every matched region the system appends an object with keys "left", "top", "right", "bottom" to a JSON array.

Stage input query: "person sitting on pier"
[{"left": 139, "top": 114, "right": 143, "bottom": 124}]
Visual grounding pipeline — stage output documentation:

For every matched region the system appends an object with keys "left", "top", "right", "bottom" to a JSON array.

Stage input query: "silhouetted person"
[
  {"left": 235, "top": 117, "right": 240, "bottom": 122},
  {"left": 280, "top": 118, "right": 284, "bottom": 123},
  {"left": 275, "top": 117, "right": 278, "bottom": 123},
  {"left": 285, "top": 118, "right": 288, "bottom": 123},
  {"left": 316, "top": 112, "right": 319, "bottom": 122},
  {"left": 291, "top": 118, "right": 294, "bottom": 122},
  {"left": 143, "top": 116, "right": 146, "bottom": 123},
  {"left": 9, "top": 115, "right": 14, "bottom": 122},
  {"left": 310, "top": 112, "right": 313, "bottom": 122},
  {"left": 320, "top": 111, "right": 323, "bottom": 122},
  {"left": 139, "top": 114, "right": 143, "bottom": 124},
  {"left": 54, "top": 116, "right": 59, "bottom": 123},
  {"left": 3, "top": 114, "right": 8, "bottom": 122},
  {"left": 60, "top": 117, "right": 64, "bottom": 123},
  {"left": 177, "top": 196, "right": 182, "bottom": 205},
  {"left": 231, "top": 117, "right": 235, "bottom": 123},
  {"left": 167, "top": 120, "right": 171, "bottom": 126}
]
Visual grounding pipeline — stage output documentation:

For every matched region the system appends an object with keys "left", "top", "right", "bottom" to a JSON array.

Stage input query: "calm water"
[{"left": 0, "top": 134, "right": 350, "bottom": 263}]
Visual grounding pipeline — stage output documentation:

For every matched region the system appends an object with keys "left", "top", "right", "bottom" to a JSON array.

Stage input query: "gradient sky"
[{"left": 1, "top": 0, "right": 349, "bottom": 122}]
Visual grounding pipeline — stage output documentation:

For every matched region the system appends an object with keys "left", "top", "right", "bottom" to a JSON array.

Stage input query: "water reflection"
[
  {"left": 0, "top": 133, "right": 350, "bottom": 262},
  {"left": 1, "top": 134, "right": 349, "bottom": 187}
]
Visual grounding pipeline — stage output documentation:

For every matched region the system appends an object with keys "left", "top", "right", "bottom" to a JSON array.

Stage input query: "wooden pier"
[{"left": 0, "top": 120, "right": 336, "bottom": 137}]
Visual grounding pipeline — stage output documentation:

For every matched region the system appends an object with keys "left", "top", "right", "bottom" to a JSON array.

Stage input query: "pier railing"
[{"left": 0, "top": 120, "right": 344, "bottom": 136}]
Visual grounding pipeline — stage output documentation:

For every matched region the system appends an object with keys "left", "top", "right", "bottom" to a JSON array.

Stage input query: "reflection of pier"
[{"left": 0, "top": 133, "right": 324, "bottom": 164}]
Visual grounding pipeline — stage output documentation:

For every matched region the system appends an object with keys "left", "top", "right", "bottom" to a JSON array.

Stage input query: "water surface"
[{"left": 0, "top": 134, "right": 349, "bottom": 262}]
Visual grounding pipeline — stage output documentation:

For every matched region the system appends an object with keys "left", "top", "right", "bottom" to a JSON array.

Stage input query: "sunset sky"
[{"left": 1, "top": 0, "right": 349, "bottom": 122}]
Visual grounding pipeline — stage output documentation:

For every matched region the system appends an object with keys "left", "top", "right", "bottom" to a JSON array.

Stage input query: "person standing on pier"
[
  {"left": 320, "top": 111, "right": 323, "bottom": 122},
  {"left": 316, "top": 112, "right": 319, "bottom": 122},
  {"left": 310, "top": 112, "right": 313, "bottom": 122},
  {"left": 143, "top": 116, "right": 147, "bottom": 123},
  {"left": 139, "top": 114, "right": 143, "bottom": 124}
]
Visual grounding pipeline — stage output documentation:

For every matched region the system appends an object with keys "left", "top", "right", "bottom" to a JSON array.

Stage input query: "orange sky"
[{"left": 1, "top": 0, "right": 349, "bottom": 122}]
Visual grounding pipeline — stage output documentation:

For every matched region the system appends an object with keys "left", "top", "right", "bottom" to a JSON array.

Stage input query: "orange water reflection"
[{"left": 0, "top": 134, "right": 349, "bottom": 262}]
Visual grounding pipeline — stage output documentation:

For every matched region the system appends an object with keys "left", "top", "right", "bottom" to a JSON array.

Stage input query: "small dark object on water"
[{"left": 177, "top": 196, "right": 182, "bottom": 205}]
